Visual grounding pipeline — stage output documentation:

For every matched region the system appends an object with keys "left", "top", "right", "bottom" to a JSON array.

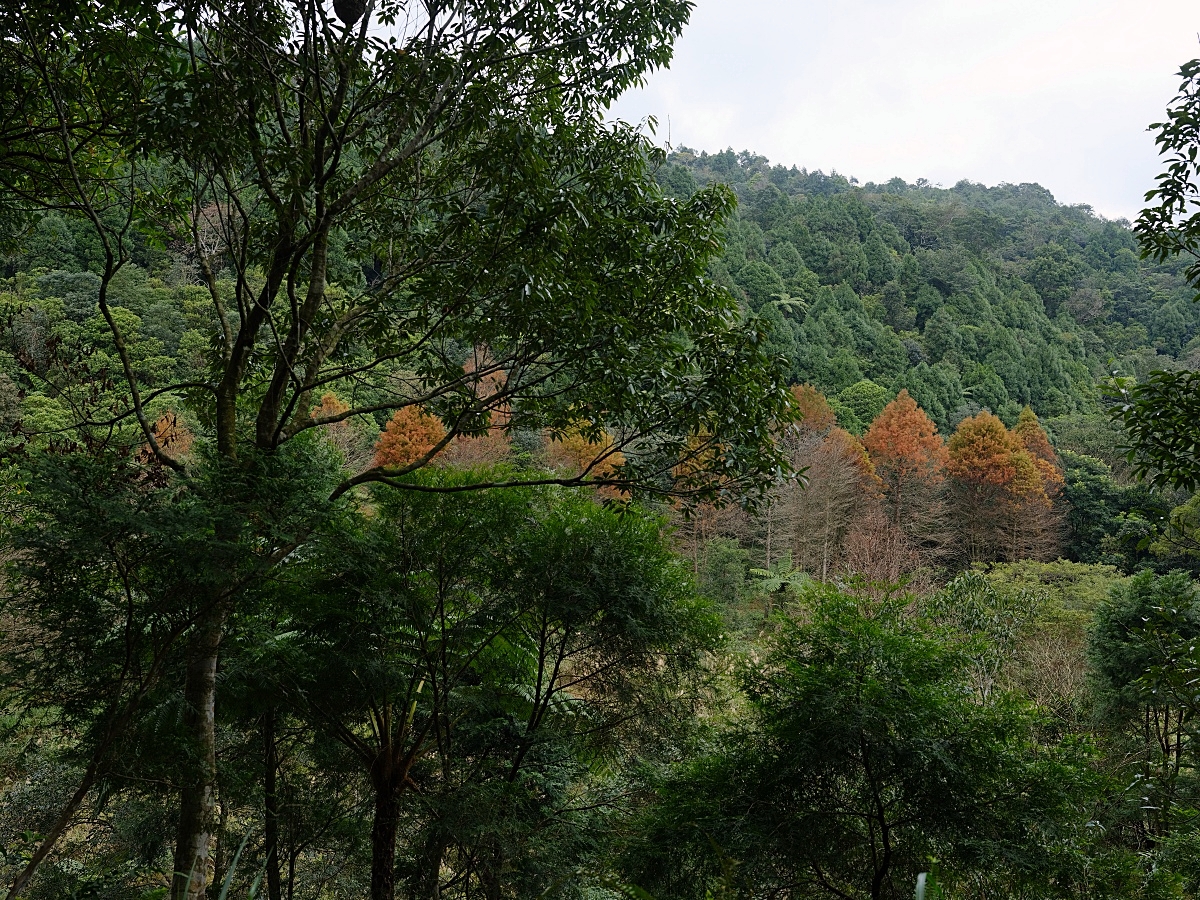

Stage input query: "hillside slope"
[{"left": 658, "top": 149, "right": 1196, "bottom": 437}]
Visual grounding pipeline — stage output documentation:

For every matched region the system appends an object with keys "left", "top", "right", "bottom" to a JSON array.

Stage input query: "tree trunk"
[
  {"left": 371, "top": 788, "right": 402, "bottom": 900},
  {"left": 410, "top": 834, "right": 445, "bottom": 900},
  {"left": 287, "top": 847, "right": 298, "bottom": 900},
  {"left": 764, "top": 503, "right": 772, "bottom": 570},
  {"left": 264, "top": 705, "right": 283, "bottom": 900},
  {"left": 210, "top": 793, "right": 230, "bottom": 895},
  {"left": 171, "top": 604, "right": 227, "bottom": 900},
  {"left": 480, "top": 836, "right": 504, "bottom": 900}
]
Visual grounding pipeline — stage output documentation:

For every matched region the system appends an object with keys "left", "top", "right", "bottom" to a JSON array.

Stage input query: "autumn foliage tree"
[
  {"left": 791, "top": 383, "right": 837, "bottom": 432},
  {"left": 767, "top": 386, "right": 880, "bottom": 580},
  {"left": 1012, "top": 407, "right": 1065, "bottom": 557},
  {"left": 374, "top": 407, "right": 448, "bottom": 471},
  {"left": 863, "top": 388, "right": 949, "bottom": 532},
  {"left": 545, "top": 425, "right": 626, "bottom": 480},
  {"left": 947, "top": 411, "right": 1061, "bottom": 563},
  {"left": 440, "top": 427, "right": 513, "bottom": 468},
  {"left": 441, "top": 349, "right": 514, "bottom": 468},
  {"left": 743, "top": 393, "right": 1068, "bottom": 582},
  {"left": 1014, "top": 407, "right": 1064, "bottom": 494},
  {"left": 138, "top": 411, "right": 194, "bottom": 464}
]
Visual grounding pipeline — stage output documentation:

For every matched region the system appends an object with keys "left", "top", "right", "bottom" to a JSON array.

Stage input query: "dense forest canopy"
[
  {"left": 5, "top": 2, "right": 1200, "bottom": 899},
  {"left": 641, "top": 146, "right": 1200, "bottom": 587},
  {"left": 655, "top": 148, "right": 1198, "bottom": 433}
]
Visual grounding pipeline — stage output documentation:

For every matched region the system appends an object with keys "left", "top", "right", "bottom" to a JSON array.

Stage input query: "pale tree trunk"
[
  {"left": 821, "top": 489, "right": 834, "bottom": 582},
  {"left": 764, "top": 502, "right": 773, "bottom": 570},
  {"left": 265, "top": 706, "right": 283, "bottom": 900},
  {"left": 171, "top": 604, "right": 227, "bottom": 900}
]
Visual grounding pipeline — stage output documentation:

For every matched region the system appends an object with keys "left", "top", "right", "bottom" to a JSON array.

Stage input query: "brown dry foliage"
[
  {"left": 947, "top": 410, "right": 1063, "bottom": 563},
  {"left": 791, "top": 383, "right": 837, "bottom": 433},
  {"left": 139, "top": 411, "right": 194, "bottom": 464},
  {"left": 374, "top": 406, "right": 447, "bottom": 470},
  {"left": 442, "top": 347, "right": 514, "bottom": 467}
]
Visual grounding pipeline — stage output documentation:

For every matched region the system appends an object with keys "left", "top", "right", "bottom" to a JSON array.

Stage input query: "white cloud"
[{"left": 607, "top": 0, "right": 1200, "bottom": 220}]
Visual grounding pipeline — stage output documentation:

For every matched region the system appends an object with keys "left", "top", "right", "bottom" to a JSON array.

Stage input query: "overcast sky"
[{"left": 606, "top": 0, "right": 1200, "bottom": 221}]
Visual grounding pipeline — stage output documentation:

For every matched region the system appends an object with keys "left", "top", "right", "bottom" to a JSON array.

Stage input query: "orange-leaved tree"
[
  {"left": 1014, "top": 406, "right": 1064, "bottom": 494},
  {"left": 947, "top": 411, "right": 1056, "bottom": 563},
  {"left": 547, "top": 422, "right": 630, "bottom": 501},
  {"left": 138, "top": 411, "right": 194, "bottom": 464},
  {"left": 545, "top": 424, "right": 626, "bottom": 480},
  {"left": 862, "top": 389, "right": 948, "bottom": 530},
  {"left": 1011, "top": 406, "right": 1065, "bottom": 557},
  {"left": 442, "top": 348, "right": 513, "bottom": 468},
  {"left": 791, "top": 383, "right": 837, "bottom": 432},
  {"left": 374, "top": 407, "right": 447, "bottom": 470}
]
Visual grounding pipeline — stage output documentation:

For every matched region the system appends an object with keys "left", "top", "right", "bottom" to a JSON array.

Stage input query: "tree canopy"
[{"left": 0, "top": 3, "right": 794, "bottom": 897}]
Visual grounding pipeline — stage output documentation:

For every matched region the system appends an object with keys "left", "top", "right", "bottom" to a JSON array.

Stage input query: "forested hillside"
[
  {"left": 4, "top": 148, "right": 1191, "bottom": 463},
  {"left": 6, "top": 3, "right": 1200, "bottom": 898},
  {"left": 3, "top": 143, "right": 1200, "bottom": 900},
  {"left": 647, "top": 148, "right": 1200, "bottom": 581},
  {"left": 659, "top": 148, "right": 1197, "bottom": 431}
]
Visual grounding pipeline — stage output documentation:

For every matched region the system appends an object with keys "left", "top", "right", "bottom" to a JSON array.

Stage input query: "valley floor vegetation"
[{"left": 4, "top": 2, "right": 1200, "bottom": 899}]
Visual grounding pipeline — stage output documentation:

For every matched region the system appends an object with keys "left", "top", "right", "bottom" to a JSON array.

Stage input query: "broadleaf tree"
[
  {"left": 624, "top": 582, "right": 1096, "bottom": 900},
  {"left": 1117, "top": 59, "right": 1200, "bottom": 489},
  {"left": 0, "top": 3, "right": 796, "bottom": 897},
  {"left": 284, "top": 471, "right": 716, "bottom": 900}
]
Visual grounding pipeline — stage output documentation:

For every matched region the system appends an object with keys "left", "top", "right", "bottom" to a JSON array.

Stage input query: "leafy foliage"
[
  {"left": 372, "top": 406, "right": 447, "bottom": 470},
  {"left": 624, "top": 582, "right": 1099, "bottom": 900},
  {"left": 0, "top": 4, "right": 798, "bottom": 896},
  {"left": 1111, "top": 59, "right": 1200, "bottom": 493},
  {"left": 1089, "top": 571, "right": 1200, "bottom": 846},
  {"left": 863, "top": 388, "right": 948, "bottom": 526},
  {"left": 1136, "top": 59, "right": 1200, "bottom": 296}
]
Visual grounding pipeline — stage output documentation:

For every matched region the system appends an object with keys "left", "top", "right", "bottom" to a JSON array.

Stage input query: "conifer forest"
[{"left": 5, "top": 3, "right": 1200, "bottom": 899}]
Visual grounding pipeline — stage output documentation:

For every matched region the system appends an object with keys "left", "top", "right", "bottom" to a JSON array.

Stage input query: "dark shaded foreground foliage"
[
  {"left": 0, "top": 1, "right": 797, "bottom": 896},
  {"left": 1, "top": 465, "right": 720, "bottom": 899}
]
